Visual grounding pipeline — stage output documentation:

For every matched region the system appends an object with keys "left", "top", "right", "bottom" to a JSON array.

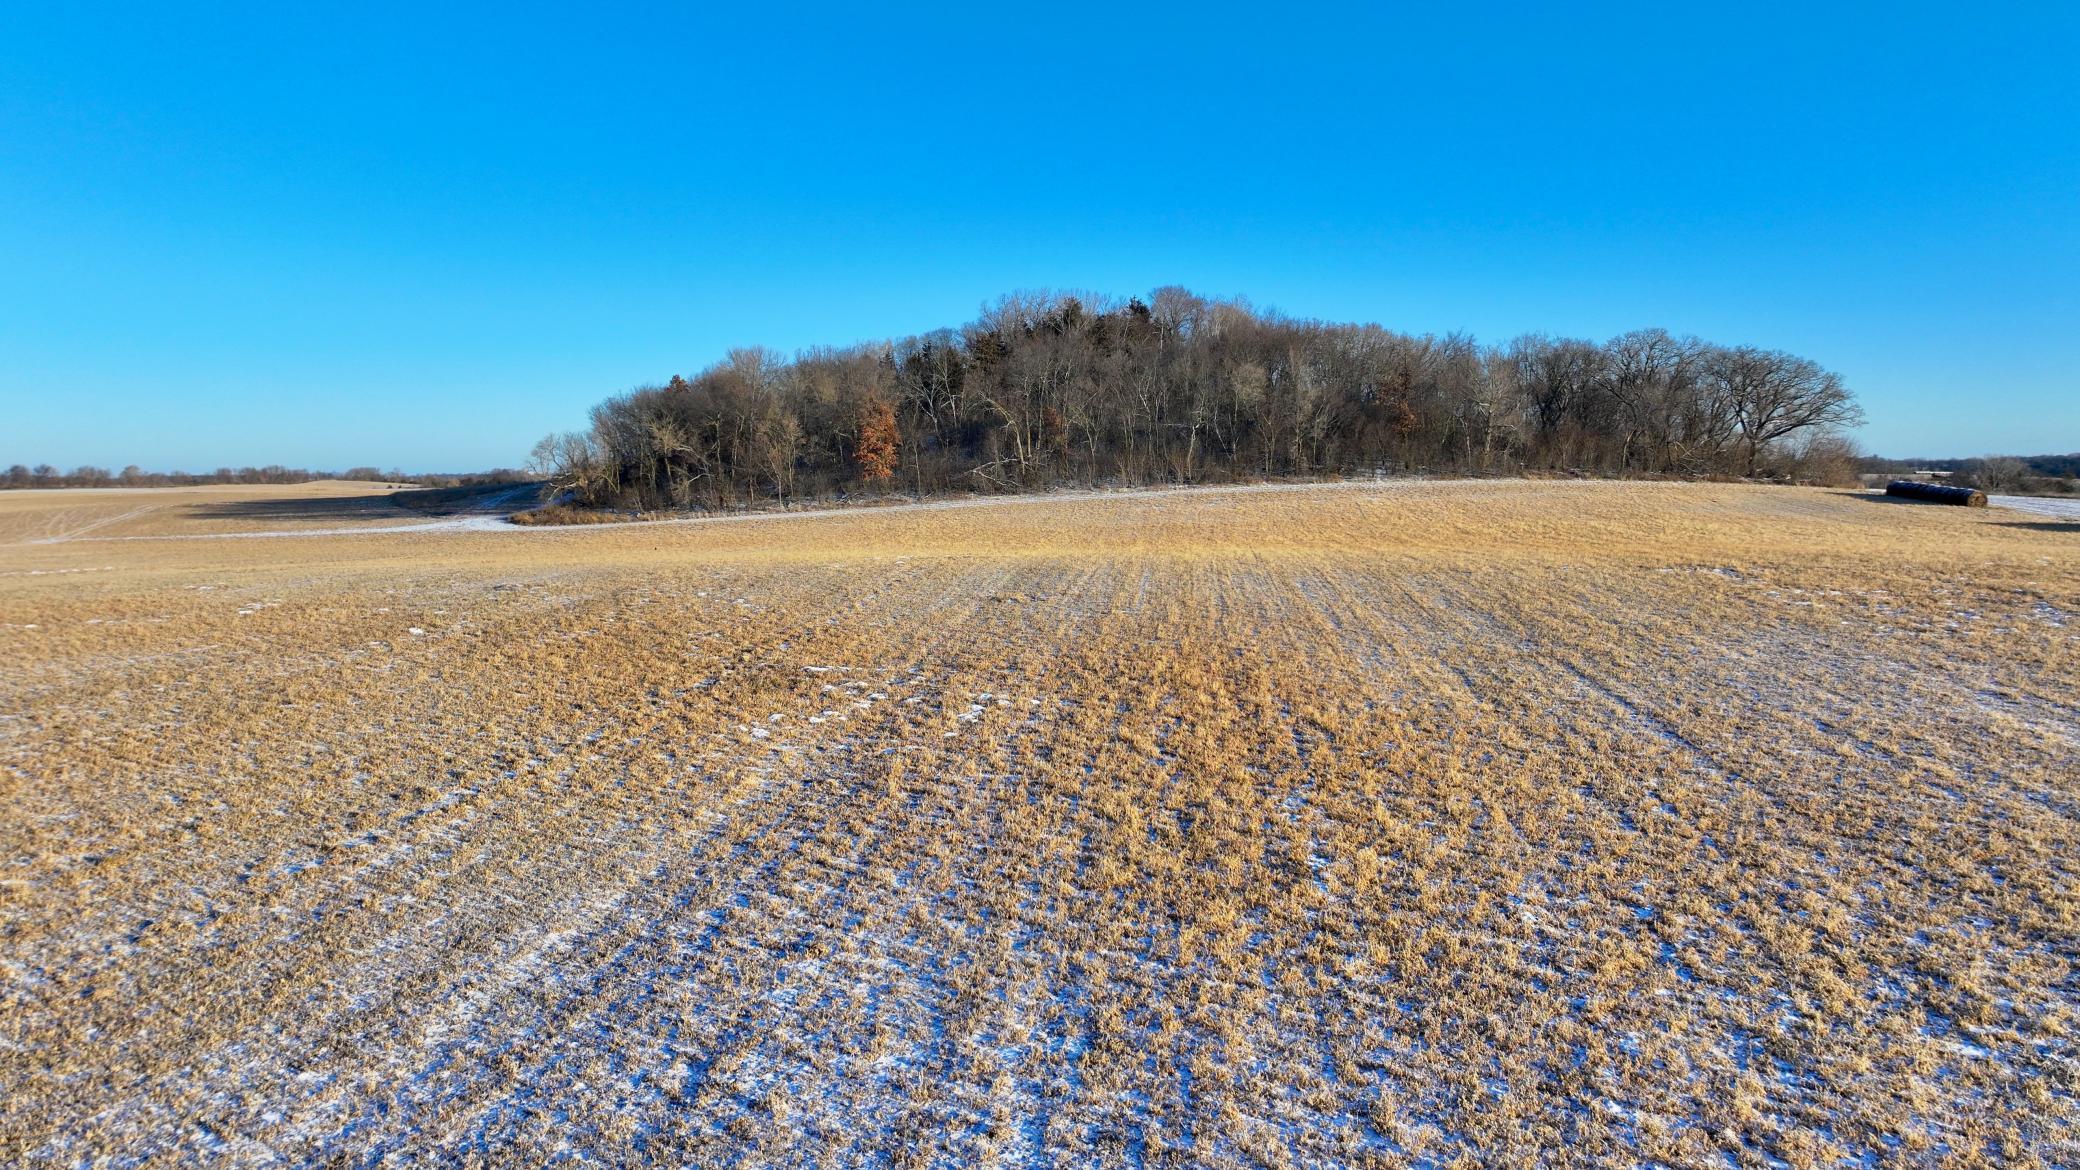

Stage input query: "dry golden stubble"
[{"left": 0, "top": 479, "right": 2073, "bottom": 1167}]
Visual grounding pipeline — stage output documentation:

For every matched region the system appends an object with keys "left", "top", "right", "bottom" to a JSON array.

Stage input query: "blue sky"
[{"left": 4, "top": 2, "right": 2075, "bottom": 470}]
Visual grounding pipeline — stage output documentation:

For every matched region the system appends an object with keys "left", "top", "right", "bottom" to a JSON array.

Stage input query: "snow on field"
[
  {"left": 1990, "top": 493, "right": 2080, "bottom": 521},
  {"left": 0, "top": 481, "right": 2074, "bottom": 1166}
]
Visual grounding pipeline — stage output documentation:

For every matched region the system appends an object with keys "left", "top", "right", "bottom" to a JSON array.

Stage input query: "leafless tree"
[
  {"left": 1705, "top": 346, "right": 1865, "bottom": 477},
  {"left": 535, "top": 287, "right": 1869, "bottom": 509},
  {"left": 1967, "top": 455, "right": 2030, "bottom": 494}
]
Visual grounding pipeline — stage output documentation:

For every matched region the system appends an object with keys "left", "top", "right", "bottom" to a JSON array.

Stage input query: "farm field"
[
  {"left": 0, "top": 480, "right": 547, "bottom": 547},
  {"left": 1, "top": 479, "right": 2075, "bottom": 1167}
]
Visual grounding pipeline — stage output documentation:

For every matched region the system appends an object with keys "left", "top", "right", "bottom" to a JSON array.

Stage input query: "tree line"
[
  {"left": 1860, "top": 453, "right": 2079, "bottom": 495},
  {"left": 537, "top": 288, "right": 1866, "bottom": 512}
]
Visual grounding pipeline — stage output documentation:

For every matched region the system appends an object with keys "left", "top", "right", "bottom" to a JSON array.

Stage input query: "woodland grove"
[{"left": 538, "top": 287, "right": 1866, "bottom": 509}]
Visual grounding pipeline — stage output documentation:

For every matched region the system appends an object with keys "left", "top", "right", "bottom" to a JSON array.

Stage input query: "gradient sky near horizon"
[{"left": 4, "top": 3, "right": 2075, "bottom": 471}]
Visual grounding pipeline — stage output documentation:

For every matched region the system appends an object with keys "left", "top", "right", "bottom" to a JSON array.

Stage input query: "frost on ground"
[
  {"left": 1, "top": 480, "right": 2074, "bottom": 1167},
  {"left": 1990, "top": 494, "right": 2080, "bottom": 522}
]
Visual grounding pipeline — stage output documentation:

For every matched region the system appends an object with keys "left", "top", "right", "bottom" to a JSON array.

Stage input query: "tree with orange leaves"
[{"left": 854, "top": 396, "right": 899, "bottom": 483}]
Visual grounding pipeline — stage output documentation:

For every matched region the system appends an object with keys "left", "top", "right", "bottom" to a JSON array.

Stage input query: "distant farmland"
[{"left": 2, "top": 480, "right": 2073, "bottom": 1166}]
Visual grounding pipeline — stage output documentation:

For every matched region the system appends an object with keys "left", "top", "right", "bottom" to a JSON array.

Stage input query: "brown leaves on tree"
[
  {"left": 854, "top": 397, "right": 899, "bottom": 482},
  {"left": 1042, "top": 405, "right": 1069, "bottom": 460}
]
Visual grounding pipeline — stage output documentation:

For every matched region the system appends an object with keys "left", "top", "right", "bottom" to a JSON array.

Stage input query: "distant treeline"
[
  {"left": 2, "top": 465, "right": 531, "bottom": 490},
  {"left": 1860, "top": 453, "right": 2080, "bottom": 496},
  {"left": 539, "top": 288, "right": 1867, "bottom": 511},
  {"left": 1861, "top": 453, "right": 2080, "bottom": 478}
]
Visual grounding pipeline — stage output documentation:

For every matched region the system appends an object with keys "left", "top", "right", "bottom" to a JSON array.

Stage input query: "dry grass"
[
  {"left": 1, "top": 480, "right": 2073, "bottom": 1166},
  {"left": 509, "top": 502, "right": 640, "bottom": 526},
  {"left": 0, "top": 480, "right": 422, "bottom": 544}
]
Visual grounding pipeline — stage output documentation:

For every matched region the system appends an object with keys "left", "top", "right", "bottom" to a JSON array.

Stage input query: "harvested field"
[
  {"left": 2, "top": 480, "right": 2075, "bottom": 1167},
  {"left": 0, "top": 481, "right": 425, "bottom": 545}
]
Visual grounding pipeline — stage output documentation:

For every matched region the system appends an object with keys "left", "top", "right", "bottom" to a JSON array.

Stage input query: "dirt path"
[{"left": 26, "top": 503, "right": 165, "bottom": 544}]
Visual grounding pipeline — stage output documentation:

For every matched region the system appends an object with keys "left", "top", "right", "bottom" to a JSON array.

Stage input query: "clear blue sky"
[{"left": 4, "top": 2, "right": 2075, "bottom": 470}]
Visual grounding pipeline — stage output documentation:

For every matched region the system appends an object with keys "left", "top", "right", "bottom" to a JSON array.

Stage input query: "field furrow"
[{"left": 2, "top": 480, "right": 2073, "bottom": 1166}]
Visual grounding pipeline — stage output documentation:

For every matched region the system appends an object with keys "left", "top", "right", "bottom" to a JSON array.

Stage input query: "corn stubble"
[{"left": 1, "top": 481, "right": 2074, "bottom": 1167}]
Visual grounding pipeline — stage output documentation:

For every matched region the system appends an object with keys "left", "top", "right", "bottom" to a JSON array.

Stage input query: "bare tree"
[
  {"left": 531, "top": 431, "right": 604, "bottom": 500},
  {"left": 1705, "top": 346, "right": 1863, "bottom": 477},
  {"left": 1967, "top": 455, "right": 2030, "bottom": 494},
  {"left": 1602, "top": 329, "right": 1705, "bottom": 471},
  {"left": 547, "top": 287, "right": 1869, "bottom": 509}
]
